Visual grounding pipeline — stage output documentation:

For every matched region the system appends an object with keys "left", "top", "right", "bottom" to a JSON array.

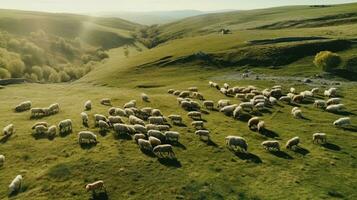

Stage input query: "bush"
[
  {"left": 49, "top": 71, "right": 60, "bottom": 83},
  {"left": 31, "top": 66, "right": 44, "bottom": 80},
  {"left": 7, "top": 59, "right": 25, "bottom": 78},
  {"left": 0, "top": 68, "right": 11, "bottom": 79},
  {"left": 42, "top": 65, "right": 55, "bottom": 80},
  {"left": 59, "top": 71, "right": 71, "bottom": 82},
  {"left": 314, "top": 51, "right": 341, "bottom": 72},
  {"left": 344, "top": 57, "right": 357, "bottom": 73}
]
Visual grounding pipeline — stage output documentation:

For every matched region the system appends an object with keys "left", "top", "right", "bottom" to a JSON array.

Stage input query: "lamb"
[
  {"left": 84, "top": 100, "right": 92, "bottom": 110},
  {"left": 153, "top": 144, "right": 176, "bottom": 159},
  {"left": 133, "top": 124, "right": 147, "bottom": 134},
  {"left": 195, "top": 130, "right": 210, "bottom": 141},
  {"left": 247, "top": 117, "right": 260, "bottom": 130},
  {"left": 100, "top": 98, "right": 111, "bottom": 106},
  {"left": 85, "top": 180, "right": 105, "bottom": 192},
  {"left": 108, "top": 107, "right": 127, "bottom": 117},
  {"left": 81, "top": 112, "right": 89, "bottom": 127},
  {"left": 220, "top": 104, "right": 238, "bottom": 116},
  {"left": 326, "top": 98, "right": 341, "bottom": 106},
  {"left": 217, "top": 99, "right": 230, "bottom": 108},
  {"left": 286, "top": 136, "right": 300, "bottom": 150},
  {"left": 165, "top": 131, "right": 180, "bottom": 143},
  {"left": 149, "top": 136, "right": 161, "bottom": 147},
  {"left": 78, "top": 131, "right": 97, "bottom": 144},
  {"left": 312, "top": 133, "right": 327, "bottom": 144},
  {"left": 179, "top": 91, "right": 190, "bottom": 98},
  {"left": 187, "top": 111, "right": 202, "bottom": 120},
  {"left": 225, "top": 136, "right": 248, "bottom": 153},
  {"left": 141, "top": 93, "right": 150, "bottom": 102},
  {"left": 48, "top": 103, "right": 60, "bottom": 114},
  {"left": 108, "top": 116, "right": 124, "bottom": 126},
  {"left": 98, "top": 120, "right": 110, "bottom": 132},
  {"left": 279, "top": 96, "right": 291, "bottom": 104},
  {"left": 191, "top": 121, "right": 204, "bottom": 130},
  {"left": 34, "top": 125, "right": 48, "bottom": 135},
  {"left": 239, "top": 102, "right": 254, "bottom": 111},
  {"left": 151, "top": 109, "right": 163, "bottom": 116},
  {"left": 257, "top": 121, "right": 265, "bottom": 132},
  {"left": 326, "top": 104, "right": 345, "bottom": 113},
  {"left": 124, "top": 100, "right": 136, "bottom": 109},
  {"left": 148, "top": 116, "right": 165, "bottom": 125},
  {"left": 8, "top": 175, "right": 22, "bottom": 194},
  {"left": 134, "top": 133, "right": 146, "bottom": 143},
  {"left": 94, "top": 114, "right": 108, "bottom": 126},
  {"left": 203, "top": 100, "right": 214, "bottom": 110},
  {"left": 129, "top": 115, "right": 145, "bottom": 126},
  {"left": 15, "top": 101, "right": 32, "bottom": 112},
  {"left": 333, "top": 117, "right": 351, "bottom": 127},
  {"left": 47, "top": 125, "right": 57, "bottom": 137},
  {"left": 0, "top": 155, "right": 5, "bottom": 167},
  {"left": 58, "top": 119, "right": 72, "bottom": 134},
  {"left": 233, "top": 106, "right": 243, "bottom": 119},
  {"left": 147, "top": 130, "right": 165, "bottom": 141},
  {"left": 3, "top": 124, "right": 14, "bottom": 136},
  {"left": 261, "top": 140, "right": 280, "bottom": 151},
  {"left": 168, "top": 115, "right": 183, "bottom": 125},
  {"left": 313, "top": 100, "right": 326, "bottom": 108},
  {"left": 138, "top": 139, "right": 153, "bottom": 151}
]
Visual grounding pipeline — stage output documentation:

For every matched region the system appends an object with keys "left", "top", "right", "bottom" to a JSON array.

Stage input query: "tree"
[
  {"left": 59, "top": 71, "right": 71, "bottom": 82},
  {"left": 0, "top": 68, "right": 11, "bottom": 79},
  {"left": 314, "top": 51, "right": 341, "bottom": 72},
  {"left": 31, "top": 66, "right": 44, "bottom": 80},
  {"left": 7, "top": 59, "right": 25, "bottom": 78},
  {"left": 49, "top": 71, "right": 60, "bottom": 83}
]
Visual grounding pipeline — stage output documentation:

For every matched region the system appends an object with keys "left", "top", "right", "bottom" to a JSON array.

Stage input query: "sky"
[{"left": 0, "top": 0, "right": 356, "bottom": 13}]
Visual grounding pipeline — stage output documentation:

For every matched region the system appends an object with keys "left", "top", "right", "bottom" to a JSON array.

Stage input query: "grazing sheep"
[
  {"left": 261, "top": 140, "right": 280, "bottom": 151},
  {"left": 133, "top": 124, "right": 147, "bottom": 134},
  {"left": 311, "top": 88, "right": 319, "bottom": 95},
  {"left": 179, "top": 91, "right": 190, "bottom": 98},
  {"left": 98, "top": 120, "right": 110, "bottom": 132},
  {"left": 187, "top": 111, "right": 202, "bottom": 120},
  {"left": 177, "top": 97, "right": 184, "bottom": 105},
  {"left": 124, "top": 108, "right": 135, "bottom": 116},
  {"left": 3, "top": 124, "right": 14, "bottom": 136},
  {"left": 108, "top": 107, "right": 127, "bottom": 117},
  {"left": 269, "top": 96, "right": 278, "bottom": 105},
  {"left": 279, "top": 96, "right": 291, "bottom": 104},
  {"left": 286, "top": 136, "right": 300, "bottom": 150},
  {"left": 168, "top": 115, "right": 183, "bottom": 125},
  {"left": 15, "top": 101, "right": 32, "bottom": 112},
  {"left": 124, "top": 100, "right": 136, "bottom": 109},
  {"left": 216, "top": 100, "right": 230, "bottom": 108},
  {"left": 203, "top": 100, "right": 214, "bottom": 110},
  {"left": 148, "top": 116, "right": 165, "bottom": 125},
  {"left": 195, "top": 130, "right": 210, "bottom": 141},
  {"left": 8, "top": 175, "right": 22, "bottom": 194},
  {"left": 100, "top": 98, "right": 111, "bottom": 106},
  {"left": 248, "top": 117, "right": 260, "bottom": 129},
  {"left": 147, "top": 130, "right": 165, "bottom": 141},
  {"left": 81, "top": 112, "right": 89, "bottom": 127},
  {"left": 270, "top": 88, "right": 282, "bottom": 98},
  {"left": 153, "top": 144, "right": 176, "bottom": 159},
  {"left": 108, "top": 116, "right": 124, "bottom": 126},
  {"left": 312, "top": 133, "right": 327, "bottom": 144},
  {"left": 138, "top": 139, "right": 153, "bottom": 151},
  {"left": 191, "top": 121, "right": 204, "bottom": 130},
  {"left": 290, "top": 87, "right": 296, "bottom": 94},
  {"left": 188, "top": 87, "right": 198, "bottom": 92},
  {"left": 30, "top": 108, "right": 44, "bottom": 118},
  {"left": 225, "top": 136, "right": 248, "bottom": 152},
  {"left": 34, "top": 125, "right": 48, "bottom": 135},
  {"left": 168, "top": 89, "right": 175, "bottom": 94},
  {"left": 78, "top": 131, "right": 97, "bottom": 144},
  {"left": 287, "top": 93, "right": 295, "bottom": 99},
  {"left": 165, "top": 131, "right": 180, "bottom": 142},
  {"left": 134, "top": 133, "right": 146, "bottom": 143},
  {"left": 292, "top": 95, "right": 304, "bottom": 103},
  {"left": 272, "top": 85, "right": 282, "bottom": 90},
  {"left": 326, "top": 98, "right": 341, "bottom": 106},
  {"left": 313, "top": 100, "right": 326, "bottom": 108},
  {"left": 85, "top": 180, "right": 105, "bottom": 192},
  {"left": 257, "top": 121, "right": 265, "bottom": 132},
  {"left": 146, "top": 124, "right": 159, "bottom": 131},
  {"left": 326, "top": 104, "right": 345, "bottom": 113},
  {"left": 141, "top": 93, "right": 149, "bottom": 102},
  {"left": 235, "top": 93, "right": 246, "bottom": 99},
  {"left": 233, "top": 106, "right": 243, "bottom": 119},
  {"left": 157, "top": 125, "right": 170, "bottom": 132},
  {"left": 255, "top": 102, "right": 265, "bottom": 111},
  {"left": 180, "top": 101, "right": 192, "bottom": 111},
  {"left": 94, "top": 114, "right": 108, "bottom": 126},
  {"left": 141, "top": 107, "right": 153, "bottom": 115},
  {"left": 0, "top": 155, "right": 5, "bottom": 167},
  {"left": 31, "top": 122, "right": 48, "bottom": 129},
  {"left": 239, "top": 102, "right": 254, "bottom": 111},
  {"left": 58, "top": 119, "right": 72, "bottom": 134},
  {"left": 114, "top": 123, "right": 133, "bottom": 135},
  {"left": 129, "top": 115, "right": 145, "bottom": 126},
  {"left": 151, "top": 109, "right": 163, "bottom": 116},
  {"left": 47, "top": 125, "right": 57, "bottom": 137},
  {"left": 84, "top": 100, "right": 92, "bottom": 111},
  {"left": 300, "top": 91, "right": 313, "bottom": 98},
  {"left": 148, "top": 136, "right": 161, "bottom": 147},
  {"left": 333, "top": 117, "right": 351, "bottom": 127},
  {"left": 220, "top": 104, "right": 238, "bottom": 116},
  {"left": 245, "top": 93, "right": 255, "bottom": 100},
  {"left": 42, "top": 108, "right": 51, "bottom": 116},
  {"left": 324, "top": 88, "right": 337, "bottom": 97},
  {"left": 291, "top": 107, "right": 303, "bottom": 118},
  {"left": 173, "top": 90, "right": 181, "bottom": 96},
  {"left": 223, "top": 83, "right": 230, "bottom": 89},
  {"left": 220, "top": 88, "right": 228, "bottom": 95},
  {"left": 49, "top": 103, "right": 60, "bottom": 114},
  {"left": 192, "top": 92, "right": 204, "bottom": 100}
]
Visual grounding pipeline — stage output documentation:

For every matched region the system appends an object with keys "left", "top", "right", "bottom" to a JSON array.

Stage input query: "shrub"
[
  {"left": 30, "top": 73, "right": 39, "bottom": 82},
  {"left": 314, "top": 51, "right": 341, "bottom": 72},
  {"left": 42, "top": 65, "right": 55, "bottom": 80},
  {"left": 7, "top": 59, "right": 25, "bottom": 78},
  {"left": 59, "top": 71, "right": 71, "bottom": 82},
  {"left": 0, "top": 68, "right": 11, "bottom": 79},
  {"left": 31, "top": 66, "right": 44, "bottom": 80},
  {"left": 344, "top": 57, "right": 357, "bottom": 73},
  {"left": 49, "top": 71, "right": 60, "bottom": 83}
]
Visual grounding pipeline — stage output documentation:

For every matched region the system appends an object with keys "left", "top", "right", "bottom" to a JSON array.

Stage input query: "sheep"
[
  {"left": 225, "top": 136, "right": 248, "bottom": 153},
  {"left": 124, "top": 108, "right": 135, "bottom": 116},
  {"left": 220, "top": 104, "right": 238, "bottom": 116},
  {"left": 235, "top": 93, "right": 246, "bottom": 99},
  {"left": 148, "top": 136, "right": 161, "bottom": 147},
  {"left": 85, "top": 180, "right": 105, "bottom": 192},
  {"left": 48, "top": 103, "right": 60, "bottom": 114},
  {"left": 261, "top": 140, "right": 280, "bottom": 151},
  {"left": 153, "top": 144, "right": 176, "bottom": 159},
  {"left": 292, "top": 95, "right": 304, "bottom": 103},
  {"left": 134, "top": 133, "right": 146, "bottom": 143},
  {"left": 168, "top": 89, "right": 175, "bottom": 94},
  {"left": 138, "top": 139, "right": 153, "bottom": 151},
  {"left": 324, "top": 88, "right": 337, "bottom": 97},
  {"left": 84, "top": 100, "right": 92, "bottom": 110},
  {"left": 313, "top": 100, "right": 326, "bottom": 108},
  {"left": 177, "top": 97, "right": 184, "bottom": 105},
  {"left": 81, "top": 112, "right": 89, "bottom": 127},
  {"left": 146, "top": 124, "right": 159, "bottom": 131},
  {"left": 286, "top": 136, "right": 300, "bottom": 150},
  {"left": 312, "top": 133, "right": 327, "bottom": 144},
  {"left": 255, "top": 102, "right": 265, "bottom": 111},
  {"left": 192, "top": 92, "right": 204, "bottom": 100},
  {"left": 191, "top": 121, "right": 204, "bottom": 130},
  {"left": 157, "top": 125, "right": 170, "bottom": 132},
  {"left": 151, "top": 109, "right": 163, "bottom": 116},
  {"left": 262, "top": 89, "right": 270, "bottom": 97},
  {"left": 291, "top": 107, "right": 303, "bottom": 118},
  {"left": 190, "top": 101, "right": 201, "bottom": 110},
  {"left": 141, "top": 93, "right": 150, "bottom": 102},
  {"left": 287, "top": 93, "right": 295, "bottom": 99},
  {"left": 30, "top": 108, "right": 44, "bottom": 118},
  {"left": 179, "top": 91, "right": 190, "bottom": 98},
  {"left": 173, "top": 90, "right": 181, "bottom": 96},
  {"left": 129, "top": 115, "right": 145, "bottom": 126},
  {"left": 58, "top": 119, "right": 72, "bottom": 134},
  {"left": 98, "top": 120, "right": 110, "bottom": 132},
  {"left": 31, "top": 122, "right": 48, "bottom": 129},
  {"left": 333, "top": 117, "right": 351, "bottom": 127},
  {"left": 300, "top": 91, "right": 313, "bottom": 98},
  {"left": 272, "top": 85, "right": 282, "bottom": 90},
  {"left": 290, "top": 87, "right": 296, "bottom": 94},
  {"left": 311, "top": 88, "right": 319, "bottom": 95},
  {"left": 279, "top": 96, "right": 291, "bottom": 104},
  {"left": 78, "top": 131, "right": 97, "bottom": 144},
  {"left": 223, "top": 83, "right": 230, "bottom": 89},
  {"left": 8, "top": 175, "right": 22, "bottom": 194},
  {"left": 203, "top": 100, "right": 214, "bottom": 110},
  {"left": 217, "top": 99, "right": 230, "bottom": 109},
  {"left": 0, "top": 155, "right": 5, "bottom": 167},
  {"left": 94, "top": 114, "right": 108, "bottom": 126},
  {"left": 188, "top": 87, "right": 198, "bottom": 92},
  {"left": 108, "top": 116, "right": 124, "bottom": 126},
  {"left": 248, "top": 117, "right": 260, "bottom": 130},
  {"left": 180, "top": 101, "right": 192, "bottom": 111},
  {"left": 148, "top": 116, "right": 165, "bottom": 125},
  {"left": 34, "top": 125, "right": 48, "bottom": 135},
  {"left": 47, "top": 125, "right": 57, "bottom": 137},
  {"left": 100, "top": 98, "right": 111, "bottom": 106},
  {"left": 165, "top": 131, "right": 180, "bottom": 143},
  {"left": 195, "top": 130, "right": 210, "bottom": 141},
  {"left": 114, "top": 123, "right": 133, "bottom": 135},
  {"left": 270, "top": 88, "right": 282, "bottom": 98},
  {"left": 15, "top": 101, "right": 32, "bottom": 112},
  {"left": 326, "top": 104, "right": 345, "bottom": 113},
  {"left": 124, "top": 100, "right": 136, "bottom": 109},
  {"left": 239, "top": 102, "right": 254, "bottom": 111},
  {"left": 133, "top": 124, "right": 147, "bottom": 134},
  {"left": 42, "top": 108, "right": 51, "bottom": 116},
  {"left": 147, "top": 130, "right": 165, "bottom": 141},
  {"left": 269, "top": 96, "right": 278, "bottom": 105},
  {"left": 326, "top": 98, "right": 341, "bottom": 106},
  {"left": 233, "top": 106, "right": 243, "bottom": 119},
  {"left": 168, "top": 115, "right": 183, "bottom": 125},
  {"left": 3, "top": 124, "right": 14, "bottom": 136},
  {"left": 108, "top": 107, "right": 127, "bottom": 117},
  {"left": 257, "top": 121, "right": 265, "bottom": 132},
  {"left": 141, "top": 107, "right": 153, "bottom": 115},
  {"left": 187, "top": 111, "right": 202, "bottom": 120}
]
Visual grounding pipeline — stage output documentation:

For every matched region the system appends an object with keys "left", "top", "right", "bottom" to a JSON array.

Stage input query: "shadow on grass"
[
  {"left": 140, "top": 149, "right": 156, "bottom": 157},
  {"left": 0, "top": 134, "right": 11, "bottom": 143},
  {"left": 59, "top": 130, "right": 72, "bottom": 138},
  {"left": 90, "top": 191, "right": 109, "bottom": 200},
  {"left": 171, "top": 142, "right": 187, "bottom": 150},
  {"left": 341, "top": 125, "right": 357, "bottom": 132},
  {"left": 80, "top": 143, "right": 98, "bottom": 150},
  {"left": 206, "top": 139, "right": 219, "bottom": 147},
  {"left": 234, "top": 152, "right": 262, "bottom": 164},
  {"left": 322, "top": 143, "right": 341, "bottom": 151},
  {"left": 260, "top": 128, "right": 279, "bottom": 138},
  {"left": 201, "top": 110, "right": 211, "bottom": 115},
  {"left": 260, "top": 109, "right": 272, "bottom": 114},
  {"left": 292, "top": 146, "right": 310, "bottom": 156},
  {"left": 158, "top": 158, "right": 182, "bottom": 168},
  {"left": 336, "top": 111, "right": 356, "bottom": 116},
  {"left": 270, "top": 151, "right": 293, "bottom": 160},
  {"left": 174, "top": 123, "right": 187, "bottom": 127},
  {"left": 99, "top": 130, "right": 109, "bottom": 137},
  {"left": 237, "top": 113, "right": 252, "bottom": 122},
  {"left": 114, "top": 134, "right": 132, "bottom": 140}
]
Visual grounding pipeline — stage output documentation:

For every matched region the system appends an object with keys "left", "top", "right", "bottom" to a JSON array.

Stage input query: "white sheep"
[
  {"left": 191, "top": 121, "right": 204, "bottom": 130},
  {"left": 138, "top": 139, "right": 153, "bottom": 151},
  {"left": 188, "top": 87, "right": 198, "bottom": 92},
  {"left": 151, "top": 109, "right": 163, "bottom": 116},
  {"left": 49, "top": 103, "right": 60, "bottom": 114},
  {"left": 290, "top": 87, "right": 296, "bottom": 94},
  {"left": 292, "top": 95, "right": 304, "bottom": 103},
  {"left": 312, "top": 133, "right": 327, "bottom": 144},
  {"left": 311, "top": 88, "right": 319, "bottom": 95},
  {"left": 173, "top": 90, "right": 181, "bottom": 96},
  {"left": 257, "top": 121, "right": 265, "bottom": 132},
  {"left": 333, "top": 117, "right": 351, "bottom": 127},
  {"left": 279, "top": 96, "right": 291, "bottom": 104},
  {"left": 94, "top": 114, "right": 108, "bottom": 126},
  {"left": 324, "top": 87, "right": 337, "bottom": 97},
  {"left": 326, "top": 98, "right": 341, "bottom": 106},
  {"left": 223, "top": 83, "right": 230, "bottom": 89},
  {"left": 108, "top": 116, "right": 124, "bottom": 126},
  {"left": 220, "top": 104, "right": 238, "bottom": 116},
  {"left": 235, "top": 93, "right": 245, "bottom": 99},
  {"left": 233, "top": 106, "right": 243, "bottom": 119},
  {"left": 248, "top": 117, "right": 260, "bottom": 130},
  {"left": 269, "top": 96, "right": 278, "bottom": 105},
  {"left": 168, "top": 115, "right": 183, "bottom": 125},
  {"left": 3, "top": 124, "right": 14, "bottom": 136},
  {"left": 147, "top": 130, "right": 165, "bottom": 141},
  {"left": 179, "top": 91, "right": 190, "bottom": 98},
  {"left": 133, "top": 124, "right": 147, "bottom": 134},
  {"left": 15, "top": 101, "right": 32, "bottom": 112},
  {"left": 100, "top": 98, "right": 111, "bottom": 106},
  {"left": 31, "top": 122, "right": 48, "bottom": 129},
  {"left": 165, "top": 131, "right": 180, "bottom": 143},
  {"left": 326, "top": 104, "right": 345, "bottom": 113},
  {"left": 239, "top": 102, "right": 254, "bottom": 111},
  {"left": 292, "top": 107, "right": 303, "bottom": 119},
  {"left": 145, "top": 124, "right": 159, "bottom": 131},
  {"left": 157, "top": 125, "right": 170, "bottom": 132},
  {"left": 134, "top": 133, "right": 146, "bottom": 143},
  {"left": 261, "top": 140, "right": 280, "bottom": 151},
  {"left": 34, "top": 125, "right": 48, "bottom": 135},
  {"left": 129, "top": 115, "right": 145, "bottom": 126},
  {"left": 84, "top": 100, "right": 92, "bottom": 110},
  {"left": 85, "top": 180, "right": 105, "bottom": 192},
  {"left": 148, "top": 116, "right": 165, "bottom": 125},
  {"left": 141, "top": 93, "right": 150, "bottom": 102},
  {"left": 108, "top": 107, "right": 127, "bottom": 117},
  {"left": 47, "top": 125, "right": 57, "bottom": 137},
  {"left": 81, "top": 112, "right": 89, "bottom": 127},
  {"left": 8, "top": 175, "right": 22, "bottom": 194},
  {"left": 192, "top": 92, "right": 204, "bottom": 100},
  {"left": 203, "top": 100, "right": 214, "bottom": 110},
  {"left": 187, "top": 111, "right": 202, "bottom": 120},
  {"left": 0, "top": 155, "right": 5, "bottom": 167},
  {"left": 153, "top": 144, "right": 176, "bottom": 159},
  {"left": 195, "top": 130, "right": 210, "bottom": 141},
  {"left": 78, "top": 131, "right": 97, "bottom": 144},
  {"left": 217, "top": 99, "right": 230, "bottom": 108},
  {"left": 255, "top": 102, "right": 265, "bottom": 111},
  {"left": 168, "top": 89, "right": 175, "bottom": 94},
  {"left": 286, "top": 136, "right": 300, "bottom": 150},
  {"left": 58, "top": 119, "right": 72, "bottom": 134},
  {"left": 30, "top": 108, "right": 44, "bottom": 118},
  {"left": 98, "top": 120, "right": 110, "bottom": 132},
  {"left": 225, "top": 136, "right": 248, "bottom": 153},
  {"left": 114, "top": 123, "right": 133, "bottom": 135},
  {"left": 148, "top": 136, "right": 160, "bottom": 147},
  {"left": 124, "top": 100, "right": 136, "bottom": 109},
  {"left": 313, "top": 100, "right": 326, "bottom": 108}
]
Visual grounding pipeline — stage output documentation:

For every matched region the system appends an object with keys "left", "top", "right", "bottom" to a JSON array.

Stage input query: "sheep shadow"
[
  {"left": 90, "top": 191, "right": 109, "bottom": 200},
  {"left": 206, "top": 139, "right": 219, "bottom": 148},
  {"left": 114, "top": 134, "right": 132, "bottom": 140},
  {"left": 201, "top": 110, "right": 211, "bottom": 115},
  {"left": 158, "top": 158, "right": 182, "bottom": 168},
  {"left": 234, "top": 152, "right": 262, "bottom": 164},
  {"left": 80, "top": 142, "right": 98, "bottom": 150},
  {"left": 321, "top": 143, "right": 341, "bottom": 151},
  {"left": 335, "top": 111, "right": 356, "bottom": 116},
  {"left": 270, "top": 151, "right": 294, "bottom": 160},
  {"left": 260, "top": 129, "right": 279, "bottom": 138},
  {"left": 260, "top": 109, "right": 272, "bottom": 114},
  {"left": 337, "top": 125, "right": 357, "bottom": 132},
  {"left": 292, "top": 146, "right": 310, "bottom": 156},
  {"left": 140, "top": 149, "right": 156, "bottom": 157},
  {"left": 0, "top": 134, "right": 11, "bottom": 144},
  {"left": 99, "top": 130, "right": 109, "bottom": 137},
  {"left": 174, "top": 123, "right": 187, "bottom": 127},
  {"left": 300, "top": 116, "right": 312, "bottom": 121},
  {"left": 171, "top": 142, "right": 187, "bottom": 150},
  {"left": 236, "top": 113, "right": 252, "bottom": 122},
  {"left": 59, "top": 130, "right": 72, "bottom": 138}
]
